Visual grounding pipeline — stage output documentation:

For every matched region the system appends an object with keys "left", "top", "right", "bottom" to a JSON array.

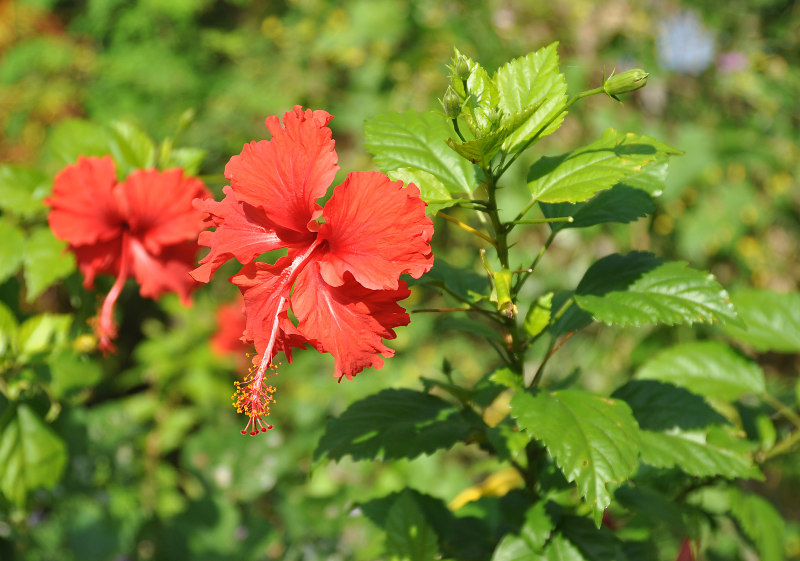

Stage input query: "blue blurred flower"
[{"left": 656, "top": 11, "right": 715, "bottom": 75}]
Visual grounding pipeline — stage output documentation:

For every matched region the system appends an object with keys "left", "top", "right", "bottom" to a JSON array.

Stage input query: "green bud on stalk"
[
  {"left": 603, "top": 68, "right": 649, "bottom": 101},
  {"left": 442, "top": 86, "right": 462, "bottom": 119},
  {"left": 455, "top": 55, "right": 471, "bottom": 81}
]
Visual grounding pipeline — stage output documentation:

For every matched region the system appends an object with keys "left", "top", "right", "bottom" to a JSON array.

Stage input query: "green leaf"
[
  {"left": 22, "top": 227, "right": 76, "bottom": 301},
  {"left": 387, "top": 167, "right": 456, "bottom": 216},
  {"left": 617, "top": 159, "right": 670, "bottom": 196},
  {"left": 364, "top": 110, "right": 476, "bottom": 196},
  {"left": 728, "top": 488, "right": 785, "bottom": 561},
  {"left": 544, "top": 534, "right": 587, "bottom": 561},
  {"left": 416, "top": 258, "right": 488, "bottom": 304},
  {"left": 539, "top": 185, "right": 655, "bottom": 232},
  {"left": 48, "top": 348, "right": 103, "bottom": 400},
  {"left": 314, "top": 389, "right": 471, "bottom": 462},
  {"left": 612, "top": 380, "right": 727, "bottom": 431},
  {"left": 634, "top": 341, "right": 765, "bottom": 401},
  {"left": 492, "top": 269, "right": 515, "bottom": 315},
  {"left": 43, "top": 118, "right": 110, "bottom": 168},
  {"left": 527, "top": 129, "right": 680, "bottom": 204},
  {"left": 446, "top": 105, "right": 537, "bottom": 166},
  {"left": 0, "top": 403, "right": 67, "bottom": 505},
  {"left": 165, "top": 147, "right": 206, "bottom": 176},
  {"left": 0, "top": 302, "right": 17, "bottom": 360},
  {"left": 720, "top": 289, "right": 800, "bottom": 353},
  {"left": 560, "top": 515, "right": 630, "bottom": 561},
  {"left": 549, "top": 292, "right": 593, "bottom": 336},
  {"left": 0, "top": 221, "right": 25, "bottom": 283},
  {"left": 575, "top": 252, "right": 738, "bottom": 327},
  {"left": 449, "top": 48, "right": 499, "bottom": 136},
  {"left": 495, "top": 42, "right": 568, "bottom": 151},
  {"left": 638, "top": 427, "right": 761, "bottom": 480},
  {"left": 385, "top": 491, "right": 440, "bottom": 561},
  {"left": 17, "top": 313, "right": 71, "bottom": 360},
  {"left": 108, "top": 121, "right": 156, "bottom": 176},
  {"left": 0, "top": 166, "right": 50, "bottom": 218},
  {"left": 524, "top": 292, "right": 553, "bottom": 338},
  {"left": 511, "top": 389, "right": 641, "bottom": 526}
]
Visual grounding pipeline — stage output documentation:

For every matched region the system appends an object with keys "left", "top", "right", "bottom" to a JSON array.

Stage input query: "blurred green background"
[{"left": 1, "top": 0, "right": 798, "bottom": 559}]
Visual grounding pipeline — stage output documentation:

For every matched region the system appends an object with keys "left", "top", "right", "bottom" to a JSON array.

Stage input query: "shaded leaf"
[
  {"left": 638, "top": 427, "right": 761, "bottom": 479},
  {"left": 612, "top": 380, "right": 728, "bottom": 431},
  {"left": 17, "top": 313, "right": 71, "bottom": 360},
  {"left": 495, "top": 43, "right": 568, "bottom": 151},
  {"left": 22, "top": 227, "right": 76, "bottom": 301},
  {"left": 314, "top": 389, "right": 471, "bottom": 462},
  {"left": 634, "top": 341, "right": 765, "bottom": 401},
  {"left": 560, "top": 515, "right": 630, "bottom": 561},
  {"left": 365, "top": 110, "right": 476, "bottom": 196},
  {"left": 416, "top": 258, "right": 488, "bottom": 304},
  {"left": 385, "top": 491, "right": 440, "bottom": 561},
  {"left": 0, "top": 403, "right": 67, "bottom": 506},
  {"left": 539, "top": 185, "right": 655, "bottom": 233},
  {"left": 575, "top": 252, "right": 738, "bottom": 327},
  {"left": 48, "top": 348, "right": 103, "bottom": 400},
  {"left": 528, "top": 130, "right": 680, "bottom": 204},
  {"left": 511, "top": 389, "right": 641, "bottom": 526},
  {"left": 720, "top": 289, "right": 800, "bottom": 353}
]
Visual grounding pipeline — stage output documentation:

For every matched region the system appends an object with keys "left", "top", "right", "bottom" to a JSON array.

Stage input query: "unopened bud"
[
  {"left": 456, "top": 55, "right": 471, "bottom": 81},
  {"left": 442, "top": 86, "right": 462, "bottom": 118},
  {"left": 603, "top": 68, "right": 649, "bottom": 100}
]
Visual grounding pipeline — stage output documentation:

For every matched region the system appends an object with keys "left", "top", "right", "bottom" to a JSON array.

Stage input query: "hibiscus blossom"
[
  {"left": 46, "top": 156, "right": 210, "bottom": 352},
  {"left": 192, "top": 106, "right": 434, "bottom": 435}
]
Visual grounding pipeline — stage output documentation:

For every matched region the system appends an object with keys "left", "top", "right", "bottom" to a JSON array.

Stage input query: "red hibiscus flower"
[
  {"left": 46, "top": 156, "right": 210, "bottom": 352},
  {"left": 192, "top": 106, "right": 434, "bottom": 435}
]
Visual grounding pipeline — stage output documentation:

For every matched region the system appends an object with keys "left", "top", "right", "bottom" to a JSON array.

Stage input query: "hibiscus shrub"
[{"left": 1, "top": 43, "right": 798, "bottom": 561}]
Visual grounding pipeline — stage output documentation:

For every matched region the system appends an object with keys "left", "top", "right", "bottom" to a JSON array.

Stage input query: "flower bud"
[
  {"left": 455, "top": 55, "right": 471, "bottom": 81},
  {"left": 603, "top": 68, "right": 649, "bottom": 100},
  {"left": 441, "top": 86, "right": 462, "bottom": 119}
]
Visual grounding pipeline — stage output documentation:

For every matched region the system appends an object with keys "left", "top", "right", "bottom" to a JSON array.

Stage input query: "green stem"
[
  {"left": 512, "top": 216, "right": 574, "bottom": 225},
  {"left": 452, "top": 118, "right": 466, "bottom": 142},
  {"left": 762, "top": 392, "right": 800, "bottom": 430},
  {"left": 764, "top": 429, "right": 800, "bottom": 461}
]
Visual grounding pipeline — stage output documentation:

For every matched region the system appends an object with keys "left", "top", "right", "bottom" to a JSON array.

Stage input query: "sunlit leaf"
[
  {"left": 43, "top": 118, "right": 110, "bottom": 168},
  {"left": 0, "top": 166, "right": 50, "bottom": 218},
  {"left": 388, "top": 167, "right": 456, "bottom": 216},
  {"left": 365, "top": 110, "right": 476, "bottom": 196},
  {"left": 527, "top": 130, "right": 680, "bottom": 204},
  {"left": 511, "top": 389, "right": 641, "bottom": 526},
  {"left": 314, "top": 389, "right": 471, "bottom": 462},
  {"left": 720, "top": 289, "right": 800, "bottom": 353},
  {"left": 728, "top": 488, "right": 786, "bottom": 561},
  {"left": 22, "top": 226, "right": 76, "bottom": 301},
  {"left": 634, "top": 341, "right": 765, "bottom": 401},
  {"left": 495, "top": 42, "right": 568, "bottom": 151},
  {"left": 639, "top": 427, "right": 761, "bottom": 479},
  {"left": 575, "top": 252, "right": 738, "bottom": 327},
  {"left": 109, "top": 121, "right": 156, "bottom": 177},
  {"left": 0, "top": 403, "right": 67, "bottom": 506},
  {"left": 0, "top": 221, "right": 25, "bottom": 283}
]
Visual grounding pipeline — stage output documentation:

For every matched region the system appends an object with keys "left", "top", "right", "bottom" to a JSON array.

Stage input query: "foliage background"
[{"left": 1, "top": 0, "right": 798, "bottom": 559}]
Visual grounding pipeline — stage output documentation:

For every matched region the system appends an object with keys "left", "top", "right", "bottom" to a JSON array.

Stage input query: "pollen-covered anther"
[{"left": 232, "top": 362, "right": 279, "bottom": 436}]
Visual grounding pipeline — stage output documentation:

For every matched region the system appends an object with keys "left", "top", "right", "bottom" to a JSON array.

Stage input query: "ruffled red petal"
[
  {"left": 120, "top": 168, "right": 210, "bottom": 253},
  {"left": 71, "top": 238, "right": 122, "bottom": 289},
  {"left": 225, "top": 106, "right": 338, "bottom": 237},
  {"left": 231, "top": 246, "right": 320, "bottom": 363},
  {"left": 46, "top": 156, "right": 124, "bottom": 246},
  {"left": 191, "top": 187, "right": 291, "bottom": 283},
  {"left": 128, "top": 238, "right": 199, "bottom": 304},
  {"left": 317, "top": 171, "right": 434, "bottom": 290},
  {"left": 291, "top": 261, "right": 411, "bottom": 380}
]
